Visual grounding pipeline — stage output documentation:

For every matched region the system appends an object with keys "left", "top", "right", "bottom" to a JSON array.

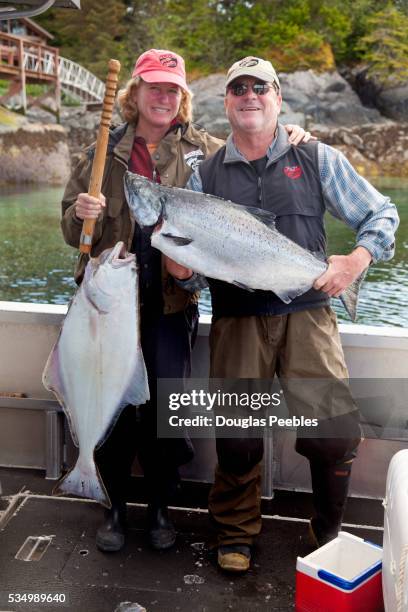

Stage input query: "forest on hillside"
[{"left": 37, "top": 0, "right": 408, "bottom": 85}]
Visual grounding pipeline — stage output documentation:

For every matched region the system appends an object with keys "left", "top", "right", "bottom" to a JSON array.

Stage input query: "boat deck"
[{"left": 0, "top": 468, "right": 384, "bottom": 612}]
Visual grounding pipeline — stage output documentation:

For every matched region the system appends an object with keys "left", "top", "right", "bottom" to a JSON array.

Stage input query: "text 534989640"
[{"left": 7, "top": 593, "right": 67, "bottom": 604}]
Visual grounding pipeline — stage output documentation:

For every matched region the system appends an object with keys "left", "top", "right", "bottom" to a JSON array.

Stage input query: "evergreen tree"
[
  {"left": 357, "top": 4, "right": 408, "bottom": 85},
  {"left": 145, "top": 0, "right": 227, "bottom": 74},
  {"left": 37, "top": 0, "right": 128, "bottom": 80},
  {"left": 123, "top": 0, "right": 166, "bottom": 73},
  {"left": 33, "top": 0, "right": 408, "bottom": 78},
  {"left": 395, "top": 0, "right": 408, "bottom": 13}
]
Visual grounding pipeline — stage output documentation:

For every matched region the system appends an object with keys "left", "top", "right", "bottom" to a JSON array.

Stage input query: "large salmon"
[
  {"left": 43, "top": 241, "right": 149, "bottom": 507},
  {"left": 124, "top": 172, "right": 364, "bottom": 321}
]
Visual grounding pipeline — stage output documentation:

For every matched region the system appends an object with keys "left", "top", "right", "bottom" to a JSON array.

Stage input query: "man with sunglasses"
[{"left": 187, "top": 56, "right": 398, "bottom": 573}]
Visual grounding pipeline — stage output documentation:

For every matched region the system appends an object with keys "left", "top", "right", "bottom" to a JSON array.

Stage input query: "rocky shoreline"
[
  {"left": 189, "top": 69, "right": 408, "bottom": 178},
  {"left": 1, "top": 68, "right": 408, "bottom": 183},
  {"left": 0, "top": 120, "right": 70, "bottom": 185},
  {"left": 312, "top": 123, "right": 408, "bottom": 177}
]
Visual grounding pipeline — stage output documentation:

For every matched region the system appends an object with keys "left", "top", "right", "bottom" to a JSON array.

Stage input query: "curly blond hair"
[{"left": 117, "top": 76, "right": 193, "bottom": 125}]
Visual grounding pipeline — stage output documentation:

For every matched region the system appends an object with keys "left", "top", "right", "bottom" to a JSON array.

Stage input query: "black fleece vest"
[{"left": 199, "top": 140, "right": 330, "bottom": 318}]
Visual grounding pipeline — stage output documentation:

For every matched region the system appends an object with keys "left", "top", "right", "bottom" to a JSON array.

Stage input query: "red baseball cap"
[{"left": 132, "top": 49, "right": 189, "bottom": 92}]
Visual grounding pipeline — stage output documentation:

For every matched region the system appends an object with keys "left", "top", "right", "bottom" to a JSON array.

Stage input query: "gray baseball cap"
[{"left": 226, "top": 56, "right": 280, "bottom": 89}]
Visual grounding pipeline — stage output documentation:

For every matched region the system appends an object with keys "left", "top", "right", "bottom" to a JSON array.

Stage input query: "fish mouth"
[
  {"left": 124, "top": 172, "right": 164, "bottom": 228},
  {"left": 98, "top": 242, "right": 134, "bottom": 267},
  {"left": 111, "top": 242, "right": 135, "bottom": 267},
  {"left": 111, "top": 241, "right": 126, "bottom": 260}
]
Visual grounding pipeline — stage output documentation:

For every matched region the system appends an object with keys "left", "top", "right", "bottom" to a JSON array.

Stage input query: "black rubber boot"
[
  {"left": 96, "top": 502, "right": 127, "bottom": 552},
  {"left": 309, "top": 460, "right": 353, "bottom": 548},
  {"left": 147, "top": 505, "right": 176, "bottom": 550}
]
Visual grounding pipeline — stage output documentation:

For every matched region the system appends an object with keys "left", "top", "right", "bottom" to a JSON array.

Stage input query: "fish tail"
[
  {"left": 339, "top": 268, "right": 367, "bottom": 322},
  {"left": 53, "top": 457, "right": 111, "bottom": 508}
]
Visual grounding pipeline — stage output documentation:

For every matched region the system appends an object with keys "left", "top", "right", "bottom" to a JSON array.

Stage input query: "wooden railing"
[
  {"left": 0, "top": 31, "right": 104, "bottom": 104},
  {"left": 0, "top": 31, "right": 58, "bottom": 81}
]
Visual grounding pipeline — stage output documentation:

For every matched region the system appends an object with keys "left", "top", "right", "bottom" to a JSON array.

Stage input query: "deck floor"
[{"left": 0, "top": 468, "right": 384, "bottom": 612}]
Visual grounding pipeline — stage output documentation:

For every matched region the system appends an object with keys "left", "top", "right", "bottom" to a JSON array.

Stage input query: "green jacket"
[{"left": 61, "top": 121, "right": 223, "bottom": 314}]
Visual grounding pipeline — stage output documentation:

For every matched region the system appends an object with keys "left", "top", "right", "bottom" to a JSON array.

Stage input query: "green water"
[
  {"left": 324, "top": 178, "right": 408, "bottom": 327},
  {"left": 0, "top": 185, "right": 77, "bottom": 304},
  {"left": 0, "top": 179, "right": 407, "bottom": 327}
]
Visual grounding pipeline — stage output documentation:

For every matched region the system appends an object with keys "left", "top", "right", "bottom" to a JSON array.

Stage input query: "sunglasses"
[{"left": 227, "top": 81, "right": 278, "bottom": 96}]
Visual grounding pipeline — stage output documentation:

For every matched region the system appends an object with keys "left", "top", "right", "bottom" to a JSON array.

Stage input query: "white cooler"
[{"left": 383, "top": 449, "right": 408, "bottom": 612}]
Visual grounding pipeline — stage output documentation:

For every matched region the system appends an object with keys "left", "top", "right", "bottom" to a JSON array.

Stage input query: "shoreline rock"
[
  {"left": 340, "top": 65, "right": 408, "bottom": 123},
  {"left": 0, "top": 123, "right": 71, "bottom": 185},
  {"left": 312, "top": 123, "right": 408, "bottom": 178},
  {"left": 1, "top": 66, "right": 408, "bottom": 182},
  {"left": 190, "top": 69, "right": 387, "bottom": 139},
  {"left": 190, "top": 71, "right": 408, "bottom": 178}
]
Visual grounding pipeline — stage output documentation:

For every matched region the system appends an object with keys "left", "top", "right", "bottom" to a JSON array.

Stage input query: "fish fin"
[
  {"left": 53, "top": 457, "right": 111, "bottom": 508},
  {"left": 121, "top": 374, "right": 150, "bottom": 406},
  {"left": 232, "top": 280, "right": 255, "bottom": 292},
  {"left": 338, "top": 268, "right": 367, "bottom": 322},
  {"left": 161, "top": 233, "right": 193, "bottom": 246},
  {"left": 42, "top": 342, "right": 62, "bottom": 392},
  {"left": 243, "top": 206, "right": 276, "bottom": 228},
  {"left": 42, "top": 346, "right": 79, "bottom": 447},
  {"left": 273, "top": 287, "right": 305, "bottom": 304}
]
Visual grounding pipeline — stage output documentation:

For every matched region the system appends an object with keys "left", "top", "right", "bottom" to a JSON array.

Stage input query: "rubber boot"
[
  {"left": 96, "top": 501, "right": 127, "bottom": 552},
  {"left": 309, "top": 460, "right": 353, "bottom": 548},
  {"left": 147, "top": 505, "right": 176, "bottom": 550}
]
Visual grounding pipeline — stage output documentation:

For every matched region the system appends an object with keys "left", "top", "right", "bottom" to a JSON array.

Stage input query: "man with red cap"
[{"left": 60, "top": 49, "right": 310, "bottom": 553}]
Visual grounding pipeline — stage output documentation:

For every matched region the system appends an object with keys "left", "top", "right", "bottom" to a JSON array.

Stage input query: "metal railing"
[
  {"left": 58, "top": 56, "right": 104, "bottom": 103},
  {"left": 23, "top": 50, "right": 56, "bottom": 75}
]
